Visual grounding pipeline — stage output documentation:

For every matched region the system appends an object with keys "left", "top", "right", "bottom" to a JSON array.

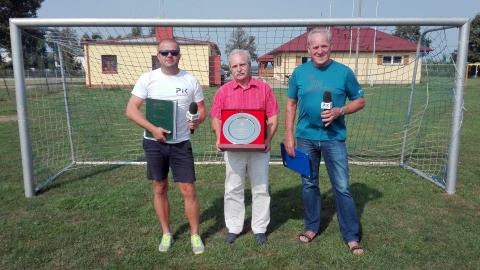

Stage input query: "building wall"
[
  {"left": 84, "top": 43, "right": 211, "bottom": 88},
  {"left": 274, "top": 51, "right": 423, "bottom": 85}
]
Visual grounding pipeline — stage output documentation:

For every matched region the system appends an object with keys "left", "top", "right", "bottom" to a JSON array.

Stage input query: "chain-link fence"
[{"left": 0, "top": 69, "right": 85, "bottom": 101}]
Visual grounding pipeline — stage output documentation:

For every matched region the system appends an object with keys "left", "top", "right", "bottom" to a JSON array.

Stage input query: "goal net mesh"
[{"left": 13, "top": 23, "right": 460, "bottom": 191}]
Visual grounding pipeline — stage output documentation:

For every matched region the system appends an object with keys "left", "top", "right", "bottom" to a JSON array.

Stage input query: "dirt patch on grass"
[{"left": 0, "top": 115, "right": 17, "bottom": 122}]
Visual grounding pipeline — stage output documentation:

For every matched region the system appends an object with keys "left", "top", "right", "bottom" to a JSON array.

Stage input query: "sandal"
[
  {"left": 299, "top": 232, "right": 317, "bottom": 243},
  {"left": 348, "top": 244, "right": 364, "bottom": 255}
]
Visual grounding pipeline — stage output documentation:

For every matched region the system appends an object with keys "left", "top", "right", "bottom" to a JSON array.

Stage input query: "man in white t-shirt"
[{"left": 126, "top": 38, "right": 206, "bottom": 255}]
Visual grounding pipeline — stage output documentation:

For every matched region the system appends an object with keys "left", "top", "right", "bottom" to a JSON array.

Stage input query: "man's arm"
[
  {"left": 125, "top": 95, "right": 170, "bottom": 142},
  {"left": 211, "top": 117, "right": 223, "bottom": 152},
  {"left": 284, "top": 97, "right": 298, "bottom": 157},
  {"left": 341, "top": 96, "right": 365, "bottom": 115},
  {"left": 262, "top": 114, "right": 278, "bottom": 153}
]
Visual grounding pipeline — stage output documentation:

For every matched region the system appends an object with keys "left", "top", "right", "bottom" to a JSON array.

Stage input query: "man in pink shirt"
[{"left": 210, "top": 49, "right": 280, "bottom": 245}]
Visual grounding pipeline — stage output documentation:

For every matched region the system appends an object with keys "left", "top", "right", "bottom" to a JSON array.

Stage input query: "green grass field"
[{"left": 0, "top": 78, "right": 479, "bottom": 269}]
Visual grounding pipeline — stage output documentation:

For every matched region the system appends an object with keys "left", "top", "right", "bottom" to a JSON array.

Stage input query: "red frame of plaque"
[{"left": 219, "top": 109, "right": 266, "bottom": 150}]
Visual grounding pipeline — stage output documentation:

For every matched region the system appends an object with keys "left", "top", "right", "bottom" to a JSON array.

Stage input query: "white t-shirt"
[{"left": 131, "top": 68, "right": 204, "bottom": 143}]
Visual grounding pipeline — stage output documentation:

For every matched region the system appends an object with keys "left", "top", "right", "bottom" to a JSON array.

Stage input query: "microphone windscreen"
[
  {"left": 323, "top": 91, "right": 332, "bottom": 103},
  {"left": 189, "top": 102, "right": 198, "bottom": 114}
]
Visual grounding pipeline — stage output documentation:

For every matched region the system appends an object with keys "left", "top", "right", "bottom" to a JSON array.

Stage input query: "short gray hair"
[
  {"left": 307, "top": 28, "right": 332, "bottom": 46},
  {"left": 228, "top": 49, "right": 252, "bottom": 66}
]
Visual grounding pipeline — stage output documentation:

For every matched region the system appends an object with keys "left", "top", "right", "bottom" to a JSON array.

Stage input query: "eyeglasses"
[{"left": 158, "top": 50, "right": 180, "bottom": 56}]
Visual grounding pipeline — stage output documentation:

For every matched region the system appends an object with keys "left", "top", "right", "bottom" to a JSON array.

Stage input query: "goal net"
[{"left": 9, "top": 18, "right": 469, "bottom": 196}]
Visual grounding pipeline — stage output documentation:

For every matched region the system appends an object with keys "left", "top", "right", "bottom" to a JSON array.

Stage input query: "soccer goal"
[{"left": 9, "top": 18, "right": 470, "bottom": 197}]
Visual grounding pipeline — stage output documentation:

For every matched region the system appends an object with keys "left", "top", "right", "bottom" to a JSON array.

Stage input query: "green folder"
[{"left": 145, "top": 98, "right": 177, "bottom": 141}]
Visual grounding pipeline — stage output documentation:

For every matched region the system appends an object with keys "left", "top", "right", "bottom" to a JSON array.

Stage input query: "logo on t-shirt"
[{"left": 176, "top": 88, "right": 188, "bottom": 96}]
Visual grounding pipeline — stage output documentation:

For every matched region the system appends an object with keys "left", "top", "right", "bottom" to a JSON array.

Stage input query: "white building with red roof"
[{"left": 257, "top": 27, "right": 431, "bottom": 85}]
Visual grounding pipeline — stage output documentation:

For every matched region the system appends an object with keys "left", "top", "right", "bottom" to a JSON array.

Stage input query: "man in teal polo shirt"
[{"left": 284, "top": 27, "right": 366, "bottom": 255}]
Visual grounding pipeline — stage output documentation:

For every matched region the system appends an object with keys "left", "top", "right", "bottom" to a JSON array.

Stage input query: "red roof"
[
  {"left": 83, "top": 33, "right": 221, "bottom": 55},
  {"left": 257, "top": 54, "right": 274, "bottom": 62},
  {"left": 258, "top": 27, "right": 431, "bottom": 61}
]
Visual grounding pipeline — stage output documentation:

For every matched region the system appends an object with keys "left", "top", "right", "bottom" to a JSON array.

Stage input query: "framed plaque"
[{"left": 219, "top": 109, "right": 266, "bottom": 150}]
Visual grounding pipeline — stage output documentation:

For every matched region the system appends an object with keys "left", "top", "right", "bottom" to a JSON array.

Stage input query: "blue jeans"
[{"left": 297, "top": 138, "right": 360, "bottom": 243}]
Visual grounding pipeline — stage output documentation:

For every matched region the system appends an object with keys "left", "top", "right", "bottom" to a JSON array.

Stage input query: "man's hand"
[
  {"left": 188, "top": 119, "right": 200, "bottom": 131},
  {"left": 284, "top": 136, "right": 296, "bottom": 157},
  {"left": 261, "top": 138, "right": 272, "bottom": 153},
  {"left": 211, "top": 118, "right": 224, "bottom": 152},
  {"left": 215, "top": 139, "right": 224, "bottom": 152},
  {"left": 285, "top": 98, "right": 298, "bottom": 157},
  {"left": 321, "top": 107, "right": 342, "bottom": 127},
  {"left": 152, "top": 127, "right": 171, "bottom": 142}
]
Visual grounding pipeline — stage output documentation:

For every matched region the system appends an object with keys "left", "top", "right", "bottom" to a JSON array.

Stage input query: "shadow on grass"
[
  {"left": 172, "top": 180, "right": 382, "bottom": 243},
  {"left": 269, "top": 182, "right": 382, "bottom": 240},
  {"left": 36, "top": 164, "right": 125, "bottom": 195},
  {"left": 174, "top": 189, "right": 254, "bottom": 241}
]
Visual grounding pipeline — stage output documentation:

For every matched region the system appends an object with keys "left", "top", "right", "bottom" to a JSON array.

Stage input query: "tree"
[
  {"left": 22, "top": 35, "right": 47, "bottom": 69},
  {"left": 393, "top": 26, "right": 431, "bottom": 47},
  {"left": 149, "top": 27, "right": 156, "bottom": 35},
  {"left": 468, "top": 13, "right": 480, "bottom": 64},
  {"left": 46, "top": 27, "right": 82, "bottom": 70},
  {"left": 48, "top": 27, "right": 79, "bottom": 47},
  {"left": 451, "top": 13, "right": 480, "bottom": 75},
  {"left": 0, "top": 0, "right": 45, "bottom": 49},
  {"left": 128, "top": 27, "right": 142, "bottom": 37},
  {"left": 90, "top": 32, "right": 103, "bottom": 40},
  {"left": 225, "top": 27, "right": 258, "bottom": 61},
  {"left": 82, "top": 32, "right": 91, "bottom": 41},
  {"left": 1, "top": 0, "right": 46, "bottom": 70},
  {"left": 394, "top": 26, "right": 421, "bottom": 43}
]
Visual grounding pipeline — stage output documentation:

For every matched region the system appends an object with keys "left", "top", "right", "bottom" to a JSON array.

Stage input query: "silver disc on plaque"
[{"left": 222, "top": 113, "right": 262, "bottom": 144}]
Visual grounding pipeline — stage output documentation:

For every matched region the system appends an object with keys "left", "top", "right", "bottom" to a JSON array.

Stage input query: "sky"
[
  {"left": 36, "top": 0, "right": 477, "bottom": 21},
  {"left": 36, "top": 0, "right": 477, "bottom": 45},
  {"left": 35, "top": 0, "right": 477, "bottom": 60}
]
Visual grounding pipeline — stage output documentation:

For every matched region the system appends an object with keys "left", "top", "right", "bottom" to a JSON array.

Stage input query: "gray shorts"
[{"left": 143, "top": 139, "right": 196, "bottom": 183}]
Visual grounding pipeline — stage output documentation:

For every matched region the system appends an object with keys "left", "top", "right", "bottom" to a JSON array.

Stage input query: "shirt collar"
[{"left": 232, "top": 77, "right": 258, "bottom": 90}]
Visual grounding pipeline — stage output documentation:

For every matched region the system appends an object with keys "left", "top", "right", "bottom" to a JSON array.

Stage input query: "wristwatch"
[{"left": 340, "top": 106, "right": 345, "bottom": 117}]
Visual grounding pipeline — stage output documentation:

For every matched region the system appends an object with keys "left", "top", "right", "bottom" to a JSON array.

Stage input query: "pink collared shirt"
[{"left": 210, "top": 77, "right": 280, "bottom": 119}]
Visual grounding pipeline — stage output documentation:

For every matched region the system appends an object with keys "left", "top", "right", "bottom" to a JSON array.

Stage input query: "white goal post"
[{"left": 9, "top": 17, "right": 470, "bottom": 197}]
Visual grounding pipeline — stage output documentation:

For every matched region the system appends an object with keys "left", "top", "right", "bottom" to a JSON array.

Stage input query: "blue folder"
[{"left": 280, "top": 143, "right": 311, "bottom": 177}]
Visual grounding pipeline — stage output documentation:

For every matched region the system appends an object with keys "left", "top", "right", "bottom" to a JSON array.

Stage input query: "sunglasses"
[{"left": 158, "top": 50, "right": 180, "bottom": 56}]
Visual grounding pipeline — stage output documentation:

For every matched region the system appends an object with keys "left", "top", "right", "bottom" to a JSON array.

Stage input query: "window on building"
[
  {"left": 382, "top": 55, "right": 403, "bottom": 65},
  {"left": 102, "top": 55, "right": 117, "bottom": 74},
  {"left": 276, "top": 56, "right": 282, "bottom": 67},
  {"left": 296, "top": 56, "right": 311, "bottom": 66}
]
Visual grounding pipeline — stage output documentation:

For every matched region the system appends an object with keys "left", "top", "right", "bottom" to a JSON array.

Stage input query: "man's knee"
[
  {"left": 179, "top": 183, "right": 197, "bottom": 198},
  {"left": 152, "top": 179, "right": 168, "bottom": 195}
]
